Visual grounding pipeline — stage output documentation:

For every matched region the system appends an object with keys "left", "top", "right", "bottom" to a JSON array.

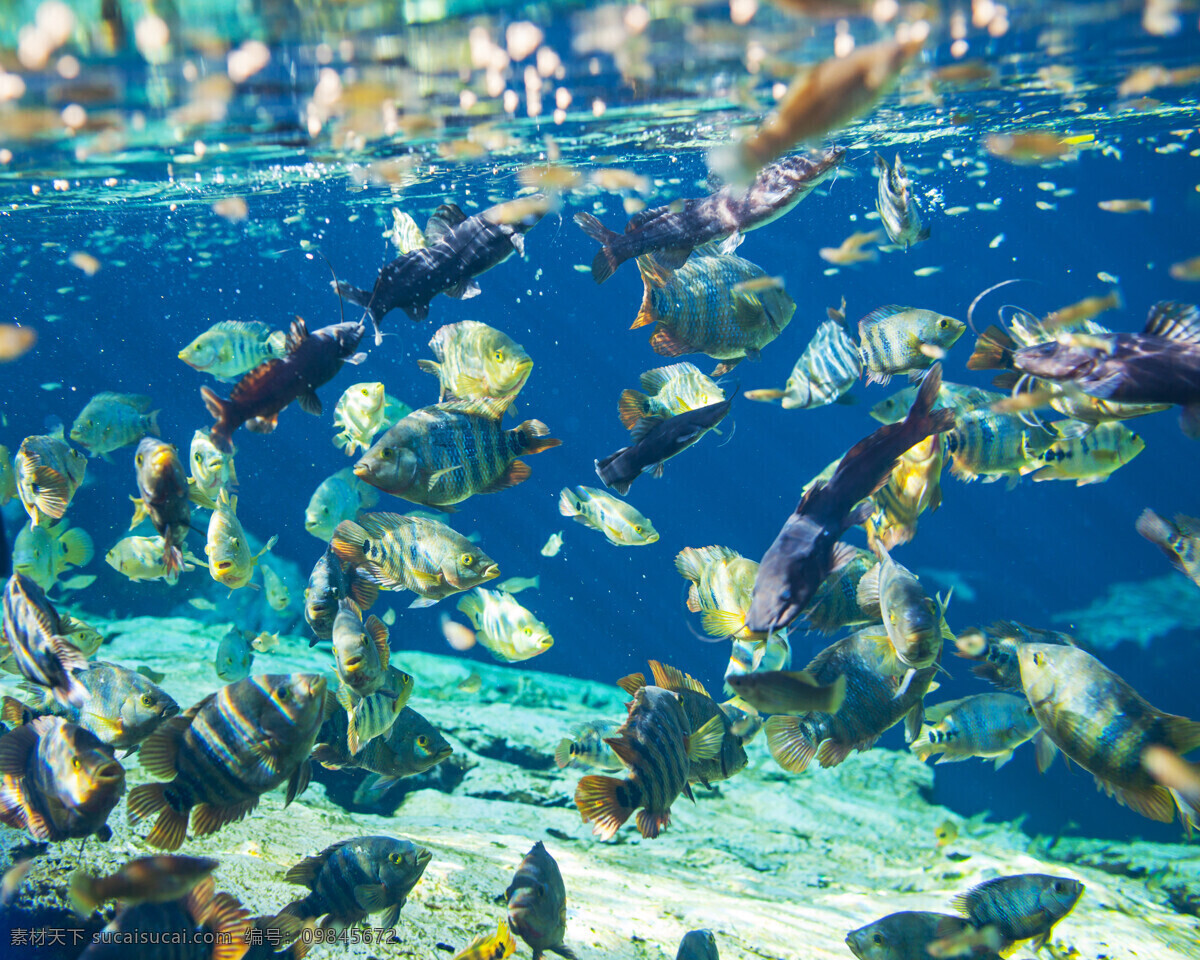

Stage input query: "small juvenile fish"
[
  {"left": 186, "top": 429, "right": 237, "bottom": 511},
  {"left": 819, "top": 229, "right": 882, "bottom": 267},
  {"left": 275, "top": 835, "right": 432, "bottom": 930},
  {"left": 1137, "top": 509, "right": 1200, "bottom": 588},
  {"left": 985, "top": 130, "right": 1072, "bottom": 164},
  {"left": 178, "top": 320, "right": 287, "bottom": 381},
  {"left": 454, "top": 920, "right": 517, "bottom": 960},
  {"left": 858, "top": 306, "right": 965, "bottom": 386},
  {"left": 558, "top": 486, "right": 658, "bottom": 546},
  {"left": 497, "top": 575, "right": 539, "bottom": 595},
  {"left": 214, "top": 628, "right": 253, "bottom": 682},
  {"left": 676, "top": 929, "right": 719, "bottom": 960},
  {"left": 304, "top": 466, "right": 379, "bottom": 541},
  {"left": 876, "top": 153, "right": 930, "bottom": 250},
  {"left": 540, "top": 531, "right": 564, "bottom": 557},
  {"left": 332, "top": 381, "right": 388, "bottom": 455},
  {"left": 70, "top": 393, "right": 160, "bottom": 461},
  {"left": 910, "top": 692, "right": 1041, "bottom": 769},
  {"left": 1098, "top": 198, "right": 1153, "bottom": 213},
  {"left": 1042, "top": 286, "right": 1122, "bottom": 330},
  {"left": 724, "top": 670, "right": 847, "bottom": 715},
  {"left": 12, "top": 518, "right": 93, "bottom": 593},
  {"left": 554, "top": 720, "right": 623, "bottom": 772},
  {"left": 440, "top": 613, "right": 477, "bottom": 651},
  {"left": 952, "top": 874, "right": 1084, "bottom": 952},
  {"left": 106, "top": 535, "right": 201, "bottom": 584},
  {"left": 618, "top": 362, "right": 725, "bottom": 429},
  {"left": 457, "top": 588, "right": 553, "bottom": 662},
  {"left": 506, "top": 842, "right": 578, "bottom": 960},
  {"left": 934, "top": 821, "right": 958, "bottom": 847},
  {"left": 15, "top": 433, "right": 88, "bottom": 526},
  {"left": 417, "top": 321, "right": 534, "bottom": 414},
  {"left": 1022, "top": 420, "right": 1144, "bottom": 485},
  {"left": 130, "top": 438, "right": 191, "bottom": 577},
  {"left": 69, "top": 855, "right": 218, "bottom": 912},
  {"left": 205, "top": 489, "right": 276, "bottom": 590},
  {"left": 1170, "top": 255, "right": 1200, "bottom": 281}
]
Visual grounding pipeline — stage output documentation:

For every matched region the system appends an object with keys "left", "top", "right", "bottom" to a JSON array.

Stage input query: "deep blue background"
[{"left": 2, "top": 134, "right": 1198, "bottom": 843}]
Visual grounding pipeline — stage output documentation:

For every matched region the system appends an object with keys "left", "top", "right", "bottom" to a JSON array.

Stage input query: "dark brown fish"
[
  {"left": 69, "top": 855, "right": 219, "bottom": 912},
  {"left": 574, "top": 684, "right": 722, "bottom": 840},
  {"left": 201, "top": 318, "right": 366, "bottom": 453},
  {"left": 506, "top": 841, "right": 577, "bottom": 960},
  {"left": 336, "top": 197, "right": 548, "bottom": 341},
  {"left": 594, "top": 394, "right": 734, "bottom": 495},
  {"left": 746, "top": 363, "right": 955, "bottom": 634},
  {"left": 575, "top": 150, "right": 844, "bottom": 283},
  {"left": 131, "top": 437, "right": 191, "bottom": 575},
  {"left": 765, "top": 627, "right": 939, "bottom": 772}
]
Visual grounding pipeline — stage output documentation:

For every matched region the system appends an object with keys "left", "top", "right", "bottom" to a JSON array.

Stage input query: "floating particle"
[
  {"left": 69, "top": 251, "right": 100, "bottom": 275},
  {"left": 213, "top": 197, "right": 249, "bottom": 221},
  {"left": 914, "top": 266, "right": 943, "bottom": 277},
  {"left": 40, "top": 382, "right": 62, "bottom": 391},
  {"left": 945, "top": 206, "right": 970, "bottom": 215},
  {"left": 1037, "top": 181, "right": 1056, "bottom": 191},
  {"left": 989, "top": 233, "right": 1005, "bottom": 248},
  {"left": 0, "top": 324, "right": 36, "bottom": 361},
  {"left": 1036, "top": 200, "right": 1057, "bottom": 210}
]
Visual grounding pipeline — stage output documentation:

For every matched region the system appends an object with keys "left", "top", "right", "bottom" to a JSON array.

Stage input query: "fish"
[
  {"left": 857, "top": 306, "right": 965, "bottom": 386},
  {"left": 910, "top": 692, "right": 1041, "bottom": 769},
  {"left": 127, "top": 673, "right": 327, "bottom": 850},
  {"left": 984, "top": 131, "right": 1074, "bottom": 164},
  {"left": 558, "top": 486, "right": 659, "bottom": 546},
  {"left": 674, "top": 545, "right": 762, "bottom": 641},
  {"left": 540, "top": 531, "right": 564, "bottom": 557},
  {"left": 455, "top": 672, "right": 482, "bottom": 694},
  {"left": 747, "top": 363, "right": 955, "bottom": 634},
  {"left": 1098, "top": 198, "right": 1153, "bottom": 213},
  {"left": 506, "top": 841, "right": 578, "bottom": 960},
  {"left": 275, "top": 835, "right": 432, "bottom": 931},
  {"left": 846, "top": 912, "right": 986, "bottom": 960},
  {"left": 618, "top": 363, "right": 726, "bottom": 429},
  {"left": 1019, "top": 643, "right": 1200, "bottom": 826},
  {"left": 0, "top": 715, "right": 125, "bottom": 841},
  {"left": 1170, "top": 255, "right": 1200, "bottom": 281},
  {"left": 260, "top": 562, "right": 290, "bottom": 611},
  {"left": 725, "top": 633, "right": 793, "bottom": 690},
  {"left": 745, "top": 302, "right": 861, "bottom": 409},
  {"left": 710, "top": 40, "right": 919, "bottom": 184},
  {"left": 315, "top": 705, "right": 453, "bottom": 798},
  {"left": 1043, "top": 287, "right": 1123, "bottom": 331},
  {"left": 201, "top": 317, "right": 367, "bottom": 453},
  {"left": 875, "top": 154, "right": 930, "bottom": 250},
  {"left": 1137, "top": 509, "right": 1200, "bottom": 589},
  {"left": 952, "top": 620, "right": 1075, "bottom": 694},
  {"left": 187, "top": 429, "right": 238, "bottom": 510},
  {"left": 332, "top": 381, "right": 388, "bottom": 455},
  {"left": 457, "top": 588, "right": 553, "bottom": 662},
  {"left": 354, "top": 402, "right": 561, "bottom": 509},
  {"left": 441, "top": 614, "right": 476, "bottom": 651},
  {"left": 0, "top": 444, "right": 17, "bottom": 506},
  {"left": 454, "top": 920, "right": 517, "bottom": 960},
  {"left": 0, "top": 859, "right": 34, "bottom": 907},
  {"left": 1, "top": 573, "right": 88, "bottom": 708},
  {"left": 764, "top": 627, "right": 939, "bottom": 773},
  {"left": 554, "top": 720, "right": 623, "bottom": 772},
  {"left": 76, "top": 875, "right": 250, "bottom": 960},
  {"left": 15, "top": 433, "right": 88, "bottom": 526},
  {"left": 497, "top": 575, "right": 539, "bottom": 595},
  {"left": 676, "top": 930, "right": 719, "bottom": 960},
  {"left": 205, "top": 489, "right": 276, "bottom": 590},
  {"left": 952, "top": 874, "right": 1084, "bottom": 952},
  {"left": 214, "top": 627, "right": 253, "bottom": 682},
  {"left": 864, "top": 433, "right": 944, "bottom": 551},
  {"left": 819, "top": 230, "right": 882, "bottom": 267},
  {"left": 336, "top": 197, "right": 549, "bottom": 342},
  {"left": 869, "top": 382, "right": 1001, "bottom": 425},
  {"left": 106, "top": 535, "right": 202, "bottom": 584},
  {"left": 855, "top": 545, "right": 951, "bottom": 691},
  {"left": 629, "top": 240, "right": 796, "bottom": 375},
  {"left": 575, "top": 684, "right": 722, "bottom": 840},
  {"left": 332, "top": 597, "right": 392, "bottom": 698},
  {"left": 576, "top": 150, "right": 843, "bottom": 282},
  {"left": 330, "top": 512, "right": 499, "bottom": 606},
  {"left": 934, "top": 821, "right": 958, "bottom": 847},
  {"left": 0, "top": 323, "right": 36, "bottom": 362},
  {"left": 12, "top": 518, "right": 93, "bottom": 593},
  {"left": 303, "top": 466, "right": 379, "bottom": 541},
  {"left": 70, "top": 392, "right": 160, "bottom": 460},
  {"left": 178, "top": 319, "right": 287, "bottom": 381},
  {"left": 724, "top": 670, "right": 847, "bottom": 715},
  {"left": 595, "top": 394, "right": 734, "bottom": 495},
  {"left": 338, "top": 665, "right": 414, "bottom": 756},
  {"left": 69, "top": 854, "right": 219, "bottom": 912},
  {"left": 1021, "top": 420, "right": 1144, "bottom": 485},
  {"left": 130, "top": 437, "right": 191, "bottom": 577},
  {"left": 800, "top": 548, "right": 877, "bottom": 634},
  {"left": 417, "top": 321, "right": 534, "bottom": 415},
  {"left": 304, "top": 548, "right": 372, "bottom": 643},
  {"left": 58, "top": 613, "right": 104, "bottom": 658},
  {"left": 943, "top": 408, "right": 1056, "bottom": 488}
]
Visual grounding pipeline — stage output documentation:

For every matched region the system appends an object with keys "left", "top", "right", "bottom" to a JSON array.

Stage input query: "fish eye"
[
  {"left": 939, "top": 319, "right": 949, "bottom": 328},
  {"left": 417, "top": 735, "right": 429, "bottom": 747},
  {"left": 524, "top": 627, "right": 532, "bottom": 636},
  {"left": 360, "top": 387, "right": 370, "bottom": 396},
  {"left": 277, "top": 686, "right": 290, "bottom": 701},
  {"left": 492, "top": 350, "right": 504, "bottom": 362},
  {"left": 194, "top": 453, "right": 203, "bottom": 463},
  {"left": 460, "top": 553, "right": 474, "bottom": 566},
  {"left": 889, "top": 612, "right": 897, "bottom": 624},
  {"left": 136, "top": 454, "right": 144, "bottom": 466},
  {"left": 381, "top": 448, "right": 395, "bottom": 460},
  {"left": 873, "top": 934, "right": 884, "bottom": 945},
  {"left": 634, "top": 525, "right": 643, "bottom": 534},
  {"left": 141, "top": 694, "right": 154, "bottom": 707},
  {"left": 72, "top": 757, "right": 81, "bottom": 769},
  {"left": 1033, "top": 652, "right": 1045, "bottom": 666}
]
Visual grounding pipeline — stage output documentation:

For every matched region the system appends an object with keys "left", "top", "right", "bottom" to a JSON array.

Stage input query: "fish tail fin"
[
  {"left": 200, "top": 387, "right": 234, "bottom": 454},
  {"left": 28, "top": 465, "right": 70, "bottom": 521},
  {"left": 162, "top": 542, "right": 183, "bottom": 578},
  {"left": 329, "top": 520, "right": 369, "bottom": 567},
  {"left": 967, "top": 324, "right": 1016, "bottom": 371},
  {"left": 765, "top": 716, "right": 818, "bottom": 774},
  {"left": 553, "top": 738, "right": 573, "bottom": 769},
  {"left": 127, "top": 782, "right": 190, "bottom": 851},
  {"left": 618, "top": 389, "right": 649, "bottom": 428},
  {"left": 187, "top": 879, "right": 251, "bottom": 960},
  {"left": 1135, "top": 508, "right": 1173, "bottom": 548},
  {"left": 517, "top": 420, "right": 562, "bottom": 455},
  {"left": 59, "top": 527, "right": 94, "bottom": 567},
  {"left": 1165, "top": 717, "right": 1200, "bottom": 755},
  {"left": 67, "top": 870, "right": 100, "bottom": 913},
  {"left": 266, "top": 329, "right": 289, "bottom": 357},
  {"left": 575, "top": 774, "right": 635, "bottom": 840},
  {"left": 635, "top": 807, "right": 671, "bottom": 839},
  {"left": 557, "top": 487, "right": 582, "bottom": 518},
  {"left": 904, "top": 362, "right": 955, "bottom": 438},
  {"left": 573, "top": 213, "right": 621, "bottom": 283},
  {"left": 148, "top": 409, "right": 162, "bottom": 437}
]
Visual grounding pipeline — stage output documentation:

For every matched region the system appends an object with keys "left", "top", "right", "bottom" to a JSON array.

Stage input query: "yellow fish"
[{"left": 205, "top": 489, "right": 276, "bottom": 590}]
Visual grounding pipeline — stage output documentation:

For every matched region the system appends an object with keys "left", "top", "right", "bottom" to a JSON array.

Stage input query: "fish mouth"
[
  {"left": 431, "top": 745, "right": 453, "bottom": 763},
  {"left": 296, "top": 674, "right": 327, "bottom": 699},
  {"left": 95, "top": 762, "right": 124, "bottom": 783},
  {"left": 343, "top": 655, "right": 364, "bottom": 674},
  {"left": 415, "top": 847, "right": 433, "bottom": 867},
  {"left": 479, "top": 563, "right": 500, "bottom": 581},
  {"left": 643, "top": 532, "right": 660, "bottom": 544},
  {"left": 352, "top": 462, "right": 371, "bottom": 480}
]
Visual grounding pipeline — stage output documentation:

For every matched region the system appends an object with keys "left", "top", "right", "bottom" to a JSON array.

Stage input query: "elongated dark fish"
[
  {"left": 1, "top": 572, "right": 88, "bottom": 709},
  {"left": 575, "top": 150, "right": 844, "bottom": 283},
  {"left": 276, "top": 835, "right": 431, "bottom": 930},
  {"left": 127, "top": 674, "right": 327, "bottom": 850},
  {"left": 506, "top": 841, "right": 578, "bottom": 960},
  {"left": 595, "top": 394, "right": 734, "bottom": 495},
  {"left": 131, "top": 437, "right": 191, "bottom": 576},
  {"left": 746, "top": 363, "right": 955, "bottom": 634},
  {"left": 69, "top": 855, "right": 218, "bottom": 912},
  {"left": 336, "top": 197, "right": 549, "bottom": 341},
  {"left": 201, "top": 318, "right": 367, "bottom": 453}
]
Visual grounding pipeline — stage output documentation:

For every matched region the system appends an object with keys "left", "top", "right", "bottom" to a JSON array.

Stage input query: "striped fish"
[
  {"left": 746, "top": 304, "right": 861, "bottom": 409},
  {"left": 337, "top": 665, "right": 414, "bottom": 756},
  {"left": 799, "top": 548, "right": 876, "bottom": 634},
  {"left": 865, "top": 433, "right": 945, "bottom": 551},
  {"left": 331, "top": 597, "right": 391, "bottom": 698},
  {"left": 177, "top": 319, "right": 287, "bottom": 382},
  {"left": 910, "top": 692, "right": 1041, "bottom": 768},
  {"left": 126, "top": 674, "right": 327, "bottom": 850},
  {"left": 574, "top": 684, "right": 721, "bottom": 840},
  {"left": 276, "top": 835, "right": 432, "bottom": 929},
  {"left": 417, "top": 321, "right": 533, "bottom": 413},
  {"left": 673, "top": 545, "right": 761, "bottom": 640},
  {"left": 869, "top": 381, "right": 1004, "bottom": 424},
  {"left": 953, "top": 620, "right": 1075, "bottom": 693},
  {"left": 858, "top": 305, "right": 965, "bottom": 385},
  {"left": 765, "top": 627, "right": 939, "bottom": 773},
  {"left": 952, "top": 874, "right": 1084, "bottom": 952},
  {"left": 354, "top": 401, "right": 561, "bottom": 508},
  {"left": 330, "top": 512, "right": 499, "bottom": 606},
  {"left": 14, "top": 433, "right": 88, "bottom": 527},
  {"left": 558, "top": 486, "right": 658, "bottom": 546},
  {"left": 1137, "top": 509, "right": 1200, "bottom": 588},
  {"left": 314, "top": 704, "right": 453, "bottom": 793},
  {"left": 1, "top": 573, "right": 88, "bottom": 708},
  {"left": 944, "top": 409, "right": 1055, "bottom": 488},
  {"left": 506, "top": 841, "right": 576, "bottom": 960},
  {"left": 632, "top": 242, "right": 795, "bottom": 376},
  {"left": 618, "top": 362, "right": 725, "bottom": 430},
  {"left": 1021, "top": 420, "right": 1144, "bottom": 485},
  {"left": 1018, "top": 643, "right": 1200, "bottom": 827}
]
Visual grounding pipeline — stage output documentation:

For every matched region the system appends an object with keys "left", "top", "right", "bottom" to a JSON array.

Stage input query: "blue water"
[{"left": 2, "top": 5, "right": 1199, "bottom": 851}]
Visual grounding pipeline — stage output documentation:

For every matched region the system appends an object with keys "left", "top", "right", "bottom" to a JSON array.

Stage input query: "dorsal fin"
[
  {"left": 285, "top": 317, "right": 309, "bottom": 353},
  {"left": 616, "top": 673, "right": 646, "bottom": 696},
  {"left": 858, "top": 305, "right": 908, "bottom": 331},
  {"left": 648, "top": 660, "right": 711, "bottom": 698},
  {"left": 426, "top": 203, "right": 468, "bottom": 243},
  {"left": 1143, "top": 301, "right": 1200, "bottom": 344}
]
